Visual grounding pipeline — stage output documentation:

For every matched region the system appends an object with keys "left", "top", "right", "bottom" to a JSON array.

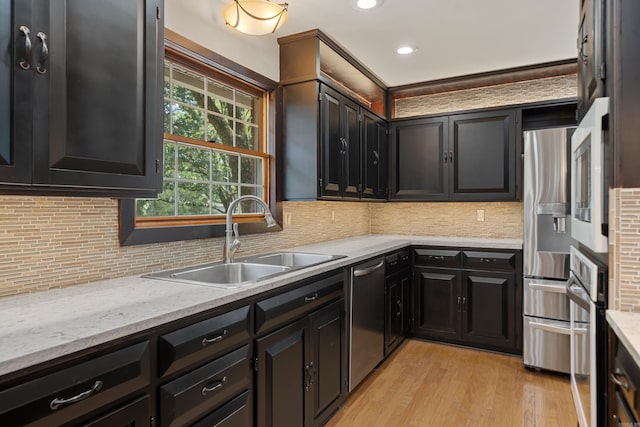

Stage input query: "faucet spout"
[{"left": 224, "top": 195, "right": 276, "bottom": 263}]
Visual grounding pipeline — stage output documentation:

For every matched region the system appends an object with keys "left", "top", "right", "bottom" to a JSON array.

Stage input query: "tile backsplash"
[
  {"left": 370, "top": 202, "right": 522, "bottom": 239},
  {"left": 609, "top": 188, "right": 640, "bottom": 312},
  {"left": 0, "top": 198, "right": 369, "bottom": 297}
]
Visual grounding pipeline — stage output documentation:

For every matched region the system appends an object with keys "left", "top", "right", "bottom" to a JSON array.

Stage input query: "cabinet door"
[
  {"left": 308, "top": 299, "right": 346, "bottom": 427},
  {"left": 449, "top": 109, "right": 519, "bottom": 200},
  {"left": 362, "top": 110, "right": 387, "bottom": 199},
  {"left": 577, "top": 0, "right": 605, "bottom": 121},
  {"left": 256, "top": 319, "right": 306, "bottom": 427},
  {"left": 390, "top": 117, "right": 449, "bottom": 200},
  {"left": 31, "top": 0, "right": 162, "bottom": 196},
  {"left": 461, "top": 271, "right": 516, "bottom": 352},
  {"left": 320, "top": 86, "right": 343, "bottom": 198},
  {"left": 413, "top": 267, "right": 460, "bottom": 340},
  {"left": 0, "top": 1, "right": 33, "bottom": 184},
  {"left": 342, "top": 99, "right": 360, "bottom": 199}
]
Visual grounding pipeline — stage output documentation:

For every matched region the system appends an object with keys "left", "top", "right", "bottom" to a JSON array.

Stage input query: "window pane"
[
  {"left": 207, "top": 80, "right": 234, "bottom": 116},
  {"left": 236, "top": 91, "right": 259, "bottom": 124},
  {"left": 172, "top": 103, "right": 205, "bottom": 140},
  {"left": 177, "top": 182, "right": 210, "bottom": 215},
  {"left": 207, "top": 114, "right": 234, "bottom": 146},
  {"left": 239, "top": 186, "right": 264, "bottom": 213},
  {"left": 212, "top": 185, "right": 238, "bottom": 215},
  {"left": 212, "top": 151, "right": 238, "bottom": 183},
  {"left": 236, "top": 123, "right": 258, "bottom": 150},
  {"left": 178, "top": 144, "right": 210, "bottom": 181},
  {"left": 240, "top": 156, "right": 262, "bottom": 185},
  {"left": 172, "top": 67, "right": 205, "bottom": 108},
  {"left": 164, "top": 142, "right": 176, "bottom": 178},
  {"left": 136, "top": 181, "right": 175, "bottom": 217}
]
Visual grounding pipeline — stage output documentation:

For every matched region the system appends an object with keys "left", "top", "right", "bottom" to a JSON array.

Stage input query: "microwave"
[{"left": 571, "top": 97, "right": 609, "bottom": 253}]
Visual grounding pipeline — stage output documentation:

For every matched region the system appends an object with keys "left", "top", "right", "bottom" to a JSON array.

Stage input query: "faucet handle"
[{"left": 232, "top": 223, "right": 240, "bottom": 240}]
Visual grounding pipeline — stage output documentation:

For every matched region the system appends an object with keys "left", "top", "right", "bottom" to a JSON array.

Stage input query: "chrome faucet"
[{"left": 224, "top": 195, "right": 277, "bottom": 263}]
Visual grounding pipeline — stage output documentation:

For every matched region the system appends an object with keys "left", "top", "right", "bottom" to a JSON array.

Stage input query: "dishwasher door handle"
[{"left": 353, "top": 260, "right": 385, "bottom": 277}]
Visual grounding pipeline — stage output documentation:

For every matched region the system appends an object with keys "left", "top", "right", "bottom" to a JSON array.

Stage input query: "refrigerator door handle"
[
  {"left": 528, "top": 281, "right": 567, "bottom": 294},
  {"left": 528, "top": 321, "right": 572, "bottom": 335}
]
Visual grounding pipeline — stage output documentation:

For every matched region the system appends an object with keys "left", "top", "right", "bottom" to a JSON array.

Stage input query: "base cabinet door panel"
[
  {"left": 256, "top": 319, "right": 306, "bottom": 427},
  {"left": 308, "top": 299, "right": 345, "bottom": 427},
  {"left": 461, "top": 271, "right": 516, "bottom": 350},
  {"left": 413, "top": 267, "right": 460, "bottom": 340},
  {"left": 84, "top": 395, "right": 151, "bottom": 427}
]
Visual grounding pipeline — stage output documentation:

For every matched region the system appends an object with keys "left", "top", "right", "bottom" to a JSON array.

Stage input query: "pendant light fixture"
[{"left": 222, "top": 0, "right": 289, "bottom": 35}]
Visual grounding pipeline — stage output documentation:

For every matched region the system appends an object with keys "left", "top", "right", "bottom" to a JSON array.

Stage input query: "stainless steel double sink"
[{"left": 143, "top": 252, "right": 345, "bottom": 288}]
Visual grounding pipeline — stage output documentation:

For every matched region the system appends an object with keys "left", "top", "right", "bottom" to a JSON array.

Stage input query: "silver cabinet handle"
[
  {"left": 396, "top": 300, "right": 402, "bottom": 317},
  {"left": 479, "top": 258, "right": 498, "bottom": 263},
  {"left": 457, "top": 296, "right": 462, "bottom": 311},
  {"left": 304, "top": 293, "right": 318, "bottom": 303},
  {"left": 201, "top": 376, "right": 227, "bottom": 396},
  {"left": 18, "top": 26, "right": 32, "bottom": 70},
  {"left": 353, "top": 260, "right": 385, "bottom": 277},
  {"left": 373, "top": 150, "right": 379, "bottom": 165},
  {"left": 36, "top": 31, "right": 48, "bottom": 74},
  {"left": 611, "top": 370, "right": 630, "bottom": 390},
  {"left": 202, "top": 329, "right": 227, "bottom": 346},
  {"left": 50, "top": 380, "right": 103, "bottom": 410}
]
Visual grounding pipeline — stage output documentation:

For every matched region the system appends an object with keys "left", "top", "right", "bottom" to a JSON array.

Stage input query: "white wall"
[{"left": 164, "top": 0, "right": 280, "bottom": 81}]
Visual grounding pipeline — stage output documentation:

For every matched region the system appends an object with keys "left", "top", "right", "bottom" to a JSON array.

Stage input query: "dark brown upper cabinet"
[
  {"left": 0, "top": 0, "right": 163, "bottom": 197},
  {"left": 279, "top": 30, "right": 388, "bottom": 201},
  {"left": 577, "top": 0, "right": 606, "bottom": 122},
  {"left": 390, "top": 108, "right": 521, "bottom": 202}
]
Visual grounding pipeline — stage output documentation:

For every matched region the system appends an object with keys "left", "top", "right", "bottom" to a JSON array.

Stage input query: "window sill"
[{"left": 119, "top": 199, "right": 282, "bottom": 246}]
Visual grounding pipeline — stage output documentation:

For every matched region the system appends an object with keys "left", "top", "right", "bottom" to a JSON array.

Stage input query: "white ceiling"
[{"left": 166, "top": 0, "right": 579, "bottom": 87}]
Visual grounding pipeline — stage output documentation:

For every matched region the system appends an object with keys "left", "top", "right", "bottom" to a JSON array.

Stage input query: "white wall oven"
[
  {"left": 571, "top": 97, "right": 609, "bottom": 253},
  {"left": 567, "top": 246, "right": 607, "bottom": 427}
]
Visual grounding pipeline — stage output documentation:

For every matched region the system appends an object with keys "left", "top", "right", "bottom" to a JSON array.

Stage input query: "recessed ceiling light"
[
  {"left": 355, "top": 0, "right": 382, "bottom": 10},
  {"left": 397, "top": 46, "right": 416, "bottom": 55}
]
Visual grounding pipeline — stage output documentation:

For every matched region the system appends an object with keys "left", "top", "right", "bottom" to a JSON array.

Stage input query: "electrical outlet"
[
  {"left": 476, "top": 209, "right": 485, "bottom": 222},
  {"left": 331, "top": 210, "right": 336, "bottom": 223},
  {"left": 284, "top": 212, "right": 292, "bottom": 225}
]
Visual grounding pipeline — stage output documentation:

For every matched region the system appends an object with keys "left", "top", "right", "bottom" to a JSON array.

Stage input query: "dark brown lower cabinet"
[
  {"left": 412, "top": 247, "right": 522, "bottom": 354},
  {"left": 256, "top": 298, "right": 346, "bottom": 427}
]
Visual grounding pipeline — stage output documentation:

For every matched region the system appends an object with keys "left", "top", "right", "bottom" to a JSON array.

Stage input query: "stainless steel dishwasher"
[{"left": 347, "top": 257, "right": 385, "bottom": 391}]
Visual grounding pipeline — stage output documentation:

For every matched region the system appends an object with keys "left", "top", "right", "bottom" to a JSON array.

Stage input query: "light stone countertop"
[
  {"left": 0, "top": 234, "right": 522, "bottom": 378},
  {"left": 607, "top": 310, "right": 640, "bottom": 367}
]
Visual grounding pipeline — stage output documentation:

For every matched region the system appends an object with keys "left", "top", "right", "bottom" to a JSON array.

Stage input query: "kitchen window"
[{"left": 119, "top": 31, "right": 279, "bottom": 245}]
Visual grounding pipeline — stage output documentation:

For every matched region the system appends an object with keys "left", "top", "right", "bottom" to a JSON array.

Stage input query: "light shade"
[{"left": 222, "top": 0, "right": 289, "bottom": 35}]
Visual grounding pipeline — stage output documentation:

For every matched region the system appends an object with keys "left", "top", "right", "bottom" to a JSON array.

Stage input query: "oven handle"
[{"left": 566, "top": 275, "right": 592, "bottom": 312}]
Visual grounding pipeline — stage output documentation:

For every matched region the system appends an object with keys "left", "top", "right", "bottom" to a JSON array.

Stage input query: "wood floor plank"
[{"left": 326, "top": 340, "right": 577, "bottom": 427}]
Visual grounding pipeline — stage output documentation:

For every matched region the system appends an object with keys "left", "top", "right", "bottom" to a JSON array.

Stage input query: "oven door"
[
  {"left": 568, "top": 274, "right": 596, "bottom": 427},
  {"left": 571, "top": 97, "right": 608, "bottom": 253}
]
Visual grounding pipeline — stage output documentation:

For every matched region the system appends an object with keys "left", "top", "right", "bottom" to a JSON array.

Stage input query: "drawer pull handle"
[
  {"left": 479, "top": 258, "right": 498, "bottom": 263},
  {"left": 429, "top": 256, "right": 445, "bottom": 260},
  {"left": 50, "top": 380, "right": 103, "bottom": 410},
  {"left": 202, "top": 330, "right": 227, "bottom": 346},
  {"left": 611, "top": 370, "right": 630, "bottom": 390},
  {"left": 201, "top": 376, "right": 227, "bottom": 396},
  {"left": 304, "top": 293, "right": 319, "bottom": 303}
]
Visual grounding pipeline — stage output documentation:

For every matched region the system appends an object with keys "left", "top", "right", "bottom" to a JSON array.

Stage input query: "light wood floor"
[{"left": 326, "top": 339, "right": 577, "bottom": 427}]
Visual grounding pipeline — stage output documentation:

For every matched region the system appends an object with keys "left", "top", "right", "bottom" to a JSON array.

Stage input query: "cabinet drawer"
[
  {"left": 192, "top": 390, "right": 252, "bottom": 427},
  {"left": 614, "top": 339, "right": 640, "bottom": 421},
  {"left": 0, "top": 341, "right": 150, "bottom": 427},
  {"left": 414, "top": 248, "right": 462, "bottom": 268},
  {"left": 463, "top": 250, "right": 516, "bottom": 271},
  {"left": 158, "top": 305, "right": 251, "bottom": 378},
  {"left": 255, "top": 272, "right": 343, "bottom": 335},
  {"left": 159, "top": 344, "right": 252, "bottom": 427}
]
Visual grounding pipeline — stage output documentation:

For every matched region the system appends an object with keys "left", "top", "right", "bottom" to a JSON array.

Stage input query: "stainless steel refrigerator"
[{"left": 522, "top": 127, "right": 583, "bottom": 373}]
